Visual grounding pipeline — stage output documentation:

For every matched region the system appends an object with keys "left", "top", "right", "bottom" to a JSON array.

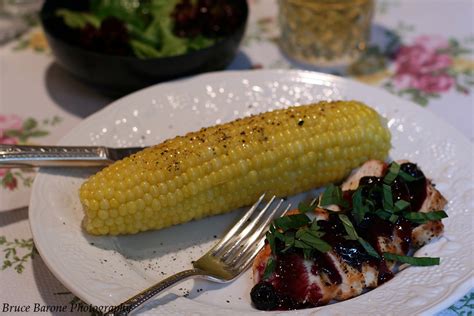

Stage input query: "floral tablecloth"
[{"left": 0, "top": 0, "right": 472, "bottom": 314}]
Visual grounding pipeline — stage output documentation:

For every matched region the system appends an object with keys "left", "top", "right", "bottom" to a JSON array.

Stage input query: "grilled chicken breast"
[{"left": 251, "top": 160, "right": 447, "bottom": 310}]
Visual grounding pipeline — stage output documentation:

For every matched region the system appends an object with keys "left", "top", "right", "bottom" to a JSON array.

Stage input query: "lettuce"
[{"left": 55, "top": 0, "right": 216, "bottom": 59}]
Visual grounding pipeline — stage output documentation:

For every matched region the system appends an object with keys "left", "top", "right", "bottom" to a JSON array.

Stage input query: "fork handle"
[
  {"left": 0, "top": 144, "right": 111, "bottom": 168},
  {"left": 105, "top": 268, "right": 204, "bottom": 316}
]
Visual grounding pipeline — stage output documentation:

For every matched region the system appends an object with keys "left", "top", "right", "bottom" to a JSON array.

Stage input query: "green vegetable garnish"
[
  {"left": 384, "top": 162, "right": 422, "bottom": 184},
  {"left": 388, "top": 214, "right": 399, "bottom": 223},
  {"left": 403, "top": 211, "right": 448, "bottom": 224},
  {"left": 265, "top": 230, "right": 276, "bottom": 254},
  {"left": 265, "top": 211, "right": 331, "bottom": 259},
  {"left": 351, "top": 187, "right": 367, "bottom": 224},
  {"left": 320, "top": 184, "right": 349, "bottom": 208},
  {"left": 338, "top": 214, "right": 380, "bottom": 258},
  {"left": 383, "top": 162, "right": 400, "bottom": 184},
  {"left": 263, "top": 257, "right": 275, "bottom": 279},
  {"left": 338, "top": 214, "right": 358, "bottom": 240},
  {"left": 394, "top": 200, "right": 410, "bottom": 212},
  {"left": 375, "top": 209, "right": 392, "bottom": 221},
  {"left": 295, "top": 228, "right": 330, "bottom": 253},
  {"left": 357, "top": 237, "right": 380, "bottom": 259},
  {"left": 298, "top": 202, "right": 316, "bottom": 213},
  {"left": 281, "top": 231, "right": 295, "bottom": 253},
  {"left": 383, "top": 253, "right": 440, "bottom": 266},
  {"left": 310, "top": 219, "right": 321, "bottom": 231},
  {"left": 382, "top": 184, "right": 394, "bottom": 211},
  {"left": 273, "top": 214, "right": 311, "bottom": 231}
]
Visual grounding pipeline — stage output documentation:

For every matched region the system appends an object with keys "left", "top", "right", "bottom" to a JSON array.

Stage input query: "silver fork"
[
  {"left": 105, "top": 194, "right": 291, "bottom": 316},
  {"left": 0, "top": 144, "right": 145, "bottom": 168}
]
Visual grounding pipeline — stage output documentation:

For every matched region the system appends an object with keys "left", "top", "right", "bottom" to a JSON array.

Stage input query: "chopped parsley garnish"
[
  {"left": 388, "top": 214, "right": 399, "bottom": 223},
  {"left": 375, "top": 209, "right": 392, "bottom": 221},
  {"left": 280, "top": 231, "right": 295, "bottom": 253},
  {"left": 383, "top": 162, "right": 400, "bottom": 184},
  {"left": 263, "top": 258, "right": 276, "bottom": 279},
  {"left": 320, "top": 184, "right": 349, "bottom": 208},
  {"left": 265, "top": 231, "right": 276, "bottom": 254},
  {"left": 295, "top": 227, "right": 324, "bottom": 239},
  {"left": 264, "top": 212, "right": 330, "bottom": 260},
  {"left": 394, "top": 200, "right": 410, "bottom": 212},
  {"left": 384, "top": 162, "right": 422, "bottom": 184},
  {"left": 338, "top": 214, "right": 358, "bottom": 240},
  {"left": 403, "top": 210, "right": 448, "bottom": 224},
  {"left": 351, "top": 188, "right": 368, "bottom": 224},
  {"left": 338, "top": 214, "right": 380, "bottom": 258},
  {"left": 295, "top": 227, "right": 331, "bottom": 253},
  {"left": 310, "top": 219, "right": 320, "bottom": 231},
  {"left": 273, "top": 214, "right": 311, "bottom": 231},
  {"left": 357, "top": 237, "right": 380, "bottom": 259},
  {"left": 383, "top": 253, "right": 440, "bottom": 266},
  {"left": 382, "top": 184, "right": 394, "bottom": 211},
  {"left": 298, "top": 202, "right": 316, "bottom": 213}
]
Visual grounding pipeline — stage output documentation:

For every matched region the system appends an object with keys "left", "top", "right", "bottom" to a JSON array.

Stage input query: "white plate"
[{"left": 29, "top": 70, "right": 473, "bottom": 315}]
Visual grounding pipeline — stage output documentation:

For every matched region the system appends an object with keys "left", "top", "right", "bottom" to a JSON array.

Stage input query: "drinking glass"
[{"left": 279, "top": 0, "right": 374, "bottom": 70}]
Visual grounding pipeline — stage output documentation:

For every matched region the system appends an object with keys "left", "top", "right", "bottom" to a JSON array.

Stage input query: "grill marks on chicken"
[{"left": 251, "top": 160, "right": 447, "bottom": 310}]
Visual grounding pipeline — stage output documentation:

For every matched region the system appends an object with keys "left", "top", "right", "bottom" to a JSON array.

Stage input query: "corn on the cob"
[{"left": 79, "top": 101, "right": 391, "bottom": 235}]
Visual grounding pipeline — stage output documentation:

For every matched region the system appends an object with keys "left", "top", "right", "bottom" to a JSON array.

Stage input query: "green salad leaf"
[
  {"left": 55, "top": 0, "right": 217, "bottom": 59},
  {"left": 90, "top": 0, "right": 147, "bottom": 29},
  {"left": 130, "top": 40, "right": 161, "bottom": 58},
  {"left": 156, "top": 19, "right": 188, "bottom": 57},
  {"left": 56, "top": 9, "right": 101, "bottom": 29},
  {"left": 188, "top": 36, "right": 215, "bottom": 51}
]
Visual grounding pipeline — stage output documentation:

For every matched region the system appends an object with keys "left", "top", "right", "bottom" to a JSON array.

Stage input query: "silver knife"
[{"left": 0, "top": 145, "right": 145, "bottom": 168}]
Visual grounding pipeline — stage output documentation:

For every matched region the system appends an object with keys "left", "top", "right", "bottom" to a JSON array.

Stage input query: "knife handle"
[{"left": 0, "top": 145, "right": 113, "bottom": 168}]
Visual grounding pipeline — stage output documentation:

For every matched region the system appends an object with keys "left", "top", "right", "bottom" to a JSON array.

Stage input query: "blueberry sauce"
[
  {"left": 311, "top": 253, "right": 342, "bottom": 284},
  {"left": 400, "top": 163, "right": 427, "bottom": 211}
]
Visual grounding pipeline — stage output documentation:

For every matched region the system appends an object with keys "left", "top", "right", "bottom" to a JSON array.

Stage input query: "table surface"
[{"left": 0, "top": 0, "right": 472, "bottom": 314}]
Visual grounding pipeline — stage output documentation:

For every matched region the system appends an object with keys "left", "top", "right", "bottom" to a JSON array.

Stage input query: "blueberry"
[{"left": 250, "top": 282, "right": 280, "bottom": 310}]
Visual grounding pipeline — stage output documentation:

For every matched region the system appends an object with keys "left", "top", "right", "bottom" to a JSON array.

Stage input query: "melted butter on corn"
[{"left": 80, "top": 101, "right": 391, "bottom": 235}]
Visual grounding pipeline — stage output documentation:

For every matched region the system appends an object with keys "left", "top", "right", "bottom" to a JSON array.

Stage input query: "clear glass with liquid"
[{"left": 279, "top": 0, "right": 374, "bottom": 70}]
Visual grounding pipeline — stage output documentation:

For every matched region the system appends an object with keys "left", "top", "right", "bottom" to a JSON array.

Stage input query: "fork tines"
[{"left": 212, "top": 194, "right": 290, "bottom": 270}]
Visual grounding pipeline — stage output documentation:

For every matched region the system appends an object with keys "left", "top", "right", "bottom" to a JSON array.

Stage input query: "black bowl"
[{"left": 40, "top": 0, "right": 248, "bottom": 96}]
